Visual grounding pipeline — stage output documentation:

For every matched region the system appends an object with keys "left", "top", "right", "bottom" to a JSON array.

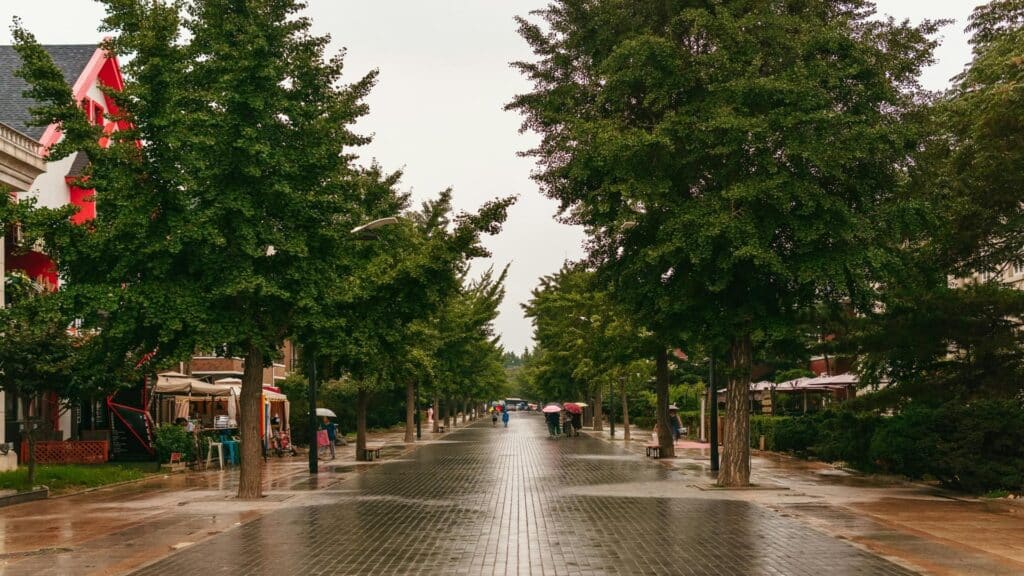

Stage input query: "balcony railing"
[{"left": 0, "top": 123, "right": 45, "bottom": 191}]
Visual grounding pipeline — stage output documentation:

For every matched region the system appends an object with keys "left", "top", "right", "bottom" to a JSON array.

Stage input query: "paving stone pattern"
[{"left": 130, "top": 414, "right": 916, "bottom": 576}]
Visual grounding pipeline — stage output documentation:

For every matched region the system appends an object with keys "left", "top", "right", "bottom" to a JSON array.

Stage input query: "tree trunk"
[
  {"left": 719, "top": 333, "right": 752, "bottom": 487},
  {"left": 655, "top": 348, "right": 675, "bottom": 458},
  {"left": 404, "top": 380, "right": 415, "bottom": 444},
  {"left": 432, "top": 397, "right": 440, "bottom": 433},
  {"left": 443, "top": 398, "right": 451, "bottom": 430},
  {"left": 621, "top": 382, "right": 631, "bottom": 442},
  {"left": 462, "top": 400, "right": 468, "bottom": 424},
  {"left": 355, "top": 387, "right": 369, "bottom": 461},
  {"left": 23, "top": 397, "right": 36, "bottom": 487},
  {"left": 237, "top": 346, "right": 264, "bottom": 499},
  {"left": 592, "top": 387, "right": 603, "bottom": 431}
]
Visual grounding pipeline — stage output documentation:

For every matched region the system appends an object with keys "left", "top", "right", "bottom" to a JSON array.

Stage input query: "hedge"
[{"left": 748, "top": 401, "right": 1024, "bottom": 493}]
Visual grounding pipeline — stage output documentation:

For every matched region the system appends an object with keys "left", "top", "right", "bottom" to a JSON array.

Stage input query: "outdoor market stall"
[
  {"left": 217, "top": 379, "right": 290, "bottom": 451},
  {"left": 152, "top": 372, "right": 238, "bottom": 428}
]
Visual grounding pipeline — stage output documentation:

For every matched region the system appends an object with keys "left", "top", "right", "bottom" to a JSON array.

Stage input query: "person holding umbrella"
[
  {"left": 542, "top": 403, "right": 561, "bottom": 437},
  {"left": 563, "top": 403, "right": 583, "bottom": 437},
  {"left": 318, "top": 408, "right": 338, "bottom": 460}
]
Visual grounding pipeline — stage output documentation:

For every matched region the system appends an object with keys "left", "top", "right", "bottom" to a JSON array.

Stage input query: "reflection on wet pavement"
[{"left": 128, "top": 414, "right": 914, "bottom": 576}]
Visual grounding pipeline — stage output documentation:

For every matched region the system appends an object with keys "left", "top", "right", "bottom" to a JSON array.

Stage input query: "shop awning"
[{"left": 155, "top": 373, "right": 235, "bottom": 396}]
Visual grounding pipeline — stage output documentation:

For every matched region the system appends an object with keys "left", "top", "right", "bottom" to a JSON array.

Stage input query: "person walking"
[
  {"left": 545, "top": 410, "right": 560, "bottom": 438},
  {"left": 491, "top": 408, "right": 499, "bottom": 427},
  {"left": 668, "top": 405, "right": 683, "bottom": 442},
  {"left": 321, "top": 416, "right": 337, "bottom": 460},
  {"left": 501, "top": 409, "right": 510, "bottom": 428}
]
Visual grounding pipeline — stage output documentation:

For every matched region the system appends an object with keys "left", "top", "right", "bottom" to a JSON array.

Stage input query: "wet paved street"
[{"left": 129, "top": 413, "right": 914, "bottom": 576}]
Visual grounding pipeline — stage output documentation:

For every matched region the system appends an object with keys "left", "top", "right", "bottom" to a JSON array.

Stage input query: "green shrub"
[
  {"left": 773, "top": 416, "right": 818, "bottom": 453},
  {"left": 868, "top": 406, "right": 940, "bottom": 478},
  {"left": 154, "top": 424, "right": 196, "bottom": 463},
  {"left": 814, "top": 410, "right": 882, "bottom": 469},
  {"left": 750, "top": 415, "right": 817, "bottom": 453},
  {"left": 750, "top": 415, "right": 780, "bottom": 449},
  {"left": 632, "top": 416, "right": 656, "bottom": 430},
  {"left": 750, "top": 401, "right": 1024, "bottom": 494},
  {"left": 933, "top": 401, "right": 1024, "bottom": 493}
]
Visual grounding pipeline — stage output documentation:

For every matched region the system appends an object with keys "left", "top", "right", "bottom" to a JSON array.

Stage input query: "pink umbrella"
[{"left": 542, "top": 403, "right": 562, "bottom": 414}]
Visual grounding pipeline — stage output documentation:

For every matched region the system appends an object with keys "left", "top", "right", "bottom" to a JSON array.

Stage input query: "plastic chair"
[
  {"left": 220, "top": 434, "right": 239, "bottom": 465},
  {"left": 206, "top": 440, "right": 224, "bottom": 469}
]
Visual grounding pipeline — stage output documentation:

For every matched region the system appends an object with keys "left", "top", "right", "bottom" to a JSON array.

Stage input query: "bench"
[
  {"left": 645, "top": 443, "right": 662, "bottom": 459},
  {"left": 361, "top": 444, "right": 384, "bottom": 461}
]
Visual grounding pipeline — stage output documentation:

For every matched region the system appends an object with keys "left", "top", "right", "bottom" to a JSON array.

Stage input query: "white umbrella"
[{"left": 316, "top": 407, "right": 337, "bottom": 418}]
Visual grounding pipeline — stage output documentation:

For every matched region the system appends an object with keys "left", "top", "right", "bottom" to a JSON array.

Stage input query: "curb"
[{"left": 0, "top": 486, "right": 49, "bottom": 508}]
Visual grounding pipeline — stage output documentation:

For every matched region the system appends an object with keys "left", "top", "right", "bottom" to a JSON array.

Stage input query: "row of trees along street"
[
  {"left": 508, "top": 0, "right": 1024, "bottom": 488},
  {"left": 1, "top": 0, "right": 513, "bottom": 498}
]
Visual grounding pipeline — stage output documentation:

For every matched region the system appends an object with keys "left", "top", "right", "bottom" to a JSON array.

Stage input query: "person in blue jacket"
[{"left": 501, "top": 409, "right": 510, "bottom": 428}]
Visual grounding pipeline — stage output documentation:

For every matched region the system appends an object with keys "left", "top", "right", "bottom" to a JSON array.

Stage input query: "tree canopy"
[{"left": 509, "top": 0, "right": 941, "bottom": 485}]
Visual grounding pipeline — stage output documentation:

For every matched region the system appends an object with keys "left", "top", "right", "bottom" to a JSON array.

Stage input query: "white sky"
[{"left": 1, "top": 0, "right": 980, "bottom": 353}]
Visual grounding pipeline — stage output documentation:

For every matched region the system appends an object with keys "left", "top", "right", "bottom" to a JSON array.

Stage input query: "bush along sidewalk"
[{"left": 749, "top": 400, "right": 1024, "bottom": 494}]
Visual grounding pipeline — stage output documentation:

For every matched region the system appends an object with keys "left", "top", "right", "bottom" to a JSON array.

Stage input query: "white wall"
[{"left": 23, "top": 153, "right": 74, "bottom": 210}]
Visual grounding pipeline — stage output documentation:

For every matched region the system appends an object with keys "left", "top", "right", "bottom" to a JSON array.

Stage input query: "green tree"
[
  {"left": 523, "top": 263, "right": 653, "bottom": 437},
  {"left": 302, "top": 177, "right": 513, "bottom": 459},
  {"left": 0, "top": 286, "right": 74, "bottom": 486},
  {"left": 853, "top": 0, "right": 1024, "bottom": 404},
  {"left": 13, "top": 0, "right": 380, "bottom": 498},
  {"left": 509, "top": 0, "right": 940, "bottom": 485}
]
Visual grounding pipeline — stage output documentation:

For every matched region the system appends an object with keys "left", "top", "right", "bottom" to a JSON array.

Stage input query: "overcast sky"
[{"left": 2, "top": 0, "right": 980, "bottom": 353}]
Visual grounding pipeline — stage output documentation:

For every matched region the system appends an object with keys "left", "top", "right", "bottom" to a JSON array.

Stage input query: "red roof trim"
[{"left": 39, "top": 45, "right": 123, "bottom": 152}]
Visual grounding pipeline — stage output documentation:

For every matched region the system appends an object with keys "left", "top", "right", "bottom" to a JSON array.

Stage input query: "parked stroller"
[{"left": 270, "top": 427, "right": 298, "bottom": 457}]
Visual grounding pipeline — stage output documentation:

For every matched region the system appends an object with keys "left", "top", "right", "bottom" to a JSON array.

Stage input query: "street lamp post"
[
  {"left": 307, "top": 352, "right": 318, "bottom": 474},
  {"left": 308, "top": 215, "right": 400, "bottom": 476},
  {"left": 415, "top": 380, "right": 421, "bottom": 440},
  {"left": 709, "top": 356, "right": 719, "bottom": 471}
]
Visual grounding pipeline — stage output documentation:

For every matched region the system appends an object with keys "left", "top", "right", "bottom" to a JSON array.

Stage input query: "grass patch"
[
  {"left": 984, "top": 489, "right": 1010, "bottom": 499},
  {"left": 0, "top": 462, "right": 160, "bottom": 494}
]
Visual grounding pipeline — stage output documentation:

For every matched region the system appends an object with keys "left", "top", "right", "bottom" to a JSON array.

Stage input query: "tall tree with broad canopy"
[
  {"left": 509, "top": 0, "right": 939, "bottom": 485},
  {"left": 301, "top": 178, "right": 514, "bottom": 460},
  {"left": 13, "top": 0, "right": 381, "bottom": 498}
]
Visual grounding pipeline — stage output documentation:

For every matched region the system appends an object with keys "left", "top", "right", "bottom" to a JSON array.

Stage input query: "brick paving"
[{"left": 127, "top": 413, "right": 915, "bottom": 576}]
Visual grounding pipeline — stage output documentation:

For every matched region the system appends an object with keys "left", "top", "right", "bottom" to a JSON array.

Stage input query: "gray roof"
[
  {"left": 66, "top": 151, "right": 91, "bottom": 177},
  {"left": 0, "top": 44, "right": 98, "bottom": 139}
]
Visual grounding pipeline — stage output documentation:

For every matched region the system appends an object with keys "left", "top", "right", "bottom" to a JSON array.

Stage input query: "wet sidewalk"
[
  {"left": 130, "top": 412, "right": 912, "bottom": 575},
  {"left": 0, "top": 422, "right": 463, "bottom": 576},
  {"left": 4, "top": 414, "right": 1019, "bottom": 575},
  {"left": 586, "top": 427, "right": 1024, "bottom": 575}
]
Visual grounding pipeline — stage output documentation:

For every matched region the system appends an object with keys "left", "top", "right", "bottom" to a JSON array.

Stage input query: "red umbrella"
[{"left": 563, "top": 402, "right": 582, "bottom": 414}]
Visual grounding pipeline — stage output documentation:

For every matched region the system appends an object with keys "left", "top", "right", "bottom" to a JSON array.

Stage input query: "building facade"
[
  {"left": 0, "top": 122, "right": 46, "bottom": 467},
  {"left": 1, "top": 44, "right": 124, "bottom": 448}
]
